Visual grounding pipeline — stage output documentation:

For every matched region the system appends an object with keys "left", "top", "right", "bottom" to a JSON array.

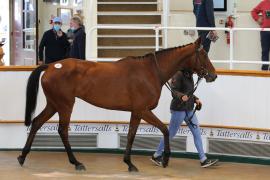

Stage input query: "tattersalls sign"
[
  {"left": 27, "top": 124, "right": 113, "bottom": 134},
  {"left": 211, "top": 129, "right": 254, "bottom": 140},
  {"left": 27, "top": 123, "right": 270, "bottom": 143}
]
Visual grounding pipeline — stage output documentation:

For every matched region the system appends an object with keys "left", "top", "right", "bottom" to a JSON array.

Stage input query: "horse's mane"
[
  {"left": 116, "top": 43, "right": 193, "bottom": 62},
  {"left": 137, "top": 43, "right": 193, "bottom": 59}
]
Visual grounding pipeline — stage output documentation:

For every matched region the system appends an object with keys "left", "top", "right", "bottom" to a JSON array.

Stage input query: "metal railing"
[{"left": 89, "top": 25, "right": 270, "bottom": 70}]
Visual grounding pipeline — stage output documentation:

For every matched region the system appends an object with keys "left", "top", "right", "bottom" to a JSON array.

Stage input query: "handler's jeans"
[
  {"left": 260, "top": 31, "right": 270, "bottom": 70},
  {"left": 155, "top": 110, "right": 207, "bottom": 162}
]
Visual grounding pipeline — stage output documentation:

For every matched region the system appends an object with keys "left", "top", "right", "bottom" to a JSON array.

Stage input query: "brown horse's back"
[{"left": 41, "top": 58, "right": 161, "bottom": 111}]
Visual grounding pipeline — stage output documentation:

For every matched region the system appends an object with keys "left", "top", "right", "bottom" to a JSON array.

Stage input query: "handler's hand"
[
  {"left": 211, "top": 30, "right": 218, "bottom": 37},
  {"left": 195, "top": 99, "right": 202, "bottom": 110},
  {"left": 181, "top": 95, "right": 189, "bottom": 102}
]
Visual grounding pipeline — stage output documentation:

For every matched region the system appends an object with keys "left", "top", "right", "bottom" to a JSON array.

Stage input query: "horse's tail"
[{"left": 25, "top": 64, "right": 49, "bottom": 126}]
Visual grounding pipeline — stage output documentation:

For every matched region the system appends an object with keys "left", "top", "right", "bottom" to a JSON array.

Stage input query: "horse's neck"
[{"left": 157, "top": 45, "right": 195, "bottom": 84}]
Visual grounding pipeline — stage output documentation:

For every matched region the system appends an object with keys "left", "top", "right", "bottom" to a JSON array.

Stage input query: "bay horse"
[{"left": 17, "top": 37, "right": 217, "bottom": 172}]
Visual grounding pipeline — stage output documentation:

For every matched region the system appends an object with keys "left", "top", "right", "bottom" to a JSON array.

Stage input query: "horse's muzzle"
[{"left": 205, "top": 73, "right": 217, "bottom": 82}]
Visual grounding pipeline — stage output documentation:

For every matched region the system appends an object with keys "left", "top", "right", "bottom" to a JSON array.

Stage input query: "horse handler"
[{"left": 151, "top": 69, "right": 219, "bottom": 168}]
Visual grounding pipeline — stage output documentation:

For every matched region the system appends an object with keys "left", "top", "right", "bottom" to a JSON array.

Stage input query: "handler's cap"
[{"left": 53, "top": 17, "right": 62, "bottom": 23}]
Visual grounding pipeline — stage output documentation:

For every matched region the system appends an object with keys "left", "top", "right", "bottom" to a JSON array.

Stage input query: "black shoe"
[
  {"left": 150, "top": 155, "right": 162, "bottom": 167},
  {"left": 261, "top": 64, "right": 269, "bottom": 71},
  {"left": 200, "top": 159, "right": 219, "bottom": 168}
]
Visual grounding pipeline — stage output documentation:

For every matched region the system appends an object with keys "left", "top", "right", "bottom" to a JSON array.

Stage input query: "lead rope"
[
  {"left": 184, "top": 75, "right": 202, "bottom": 129},
  {"left": 184, "top": 49, "right": 205, "bottom": 129}
]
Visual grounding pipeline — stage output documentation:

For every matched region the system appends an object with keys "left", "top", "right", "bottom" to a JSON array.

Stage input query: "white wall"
[
  {"left": 1, "top": 70, "right": 270, "bottom": 152},
  {"left": 84, "top": 0, "right": 97, "bottom": 59},
  {"left": 165, "top": 0, "right": 264, "bottom": 70},
  {"left": 1, "top": 70, "right": 270, "bottom": 129}
]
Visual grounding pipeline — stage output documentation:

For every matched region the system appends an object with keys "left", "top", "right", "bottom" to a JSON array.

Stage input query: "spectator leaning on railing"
[
  {"left": 193, "top": 0, "right": 217, "bottom": 53},
  {"left": 251, "top": 0, "right": 270, "bottom": 71}
]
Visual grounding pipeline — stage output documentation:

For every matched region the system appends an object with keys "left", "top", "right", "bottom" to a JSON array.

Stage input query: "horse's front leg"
[
  {"left": 142, "top": 110, "right": 171, "bottom": 167},
  {"left": 123, "top": 112, "right": 141, "bottom": 172}
]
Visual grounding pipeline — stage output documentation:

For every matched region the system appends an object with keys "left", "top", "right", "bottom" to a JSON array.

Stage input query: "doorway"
[
  {"left": 0, "top": 1, "right": 11, "bottom": 65},
  {"left": 11, "top": 0, "right": 37, "bottom": 65}
]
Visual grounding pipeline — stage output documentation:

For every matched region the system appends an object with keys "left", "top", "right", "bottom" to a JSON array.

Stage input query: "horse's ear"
[{"left": 194, "top": 37, "right": 202, "bottom": 49}]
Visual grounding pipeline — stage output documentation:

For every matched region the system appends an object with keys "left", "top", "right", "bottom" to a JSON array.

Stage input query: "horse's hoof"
[
  {"left": 162, "top": 161, "right": 168, "bottom": 168},
  {"left": 75, "top": 164, "right": 86, "bottom": 171},
  {"left": 162, "top": 153, "right": 170, "bottom": 168},
  {"left": 17, "top": 155, "right": 25, "bottom": 166},
  {"left": 128, "top": 165, "right": 139, "bottom": 172},
  {"left": 162, "top": 157, "right": 169, "bottom": 168}
]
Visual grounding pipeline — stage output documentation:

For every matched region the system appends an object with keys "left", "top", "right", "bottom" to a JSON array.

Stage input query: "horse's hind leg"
[
  {"left": 141, "top": 110, "right": 171, "bottom": 168},
  {"left": 58, "top": 108, "right": 85, "bottom": 171},
  {"left": 18, "top": 103, "right": 56, "bottom": 166},
  {"left": 123, "top": 112, "right": 141, "bottom": 172}
]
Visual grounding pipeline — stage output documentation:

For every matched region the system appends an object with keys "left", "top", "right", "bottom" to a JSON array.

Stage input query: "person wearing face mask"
[
  {"left": 69, "top": 16, "right": 86, "bottom": 60},
  {"left": 38, "top": 17, "right": 70, "bottom": 64}
]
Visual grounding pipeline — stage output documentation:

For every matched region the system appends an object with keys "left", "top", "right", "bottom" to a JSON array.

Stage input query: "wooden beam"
[
  {"left": 1, "top": 66, "right": 270, "bottom": 77},
  {"left": 1, "top": 120, "right": 270, "bottom": 132}
]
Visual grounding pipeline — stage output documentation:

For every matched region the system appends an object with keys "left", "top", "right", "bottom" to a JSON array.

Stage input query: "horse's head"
[{"left": 184, "top": 37, "right": 217, "bottom": 82}]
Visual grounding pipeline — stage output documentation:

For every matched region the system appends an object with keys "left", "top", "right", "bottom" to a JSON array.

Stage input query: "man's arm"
[
  {"left": 63, "top": 33, "right": 70, "bottom": 58},
  {"left": 205, "top": 0, "right": 216, "bottom": 27},
  {"left": 77, "top": 32, "right": 86, "bottom": 60},
  {"left": 59, "top": 32, "right": 70, "bottom": 58},
  {"left": 251, "top": 2, "right": 263, "bottom": 24},
  {"left": 193, "top": 0, "right": 197, "bottom": 16}
]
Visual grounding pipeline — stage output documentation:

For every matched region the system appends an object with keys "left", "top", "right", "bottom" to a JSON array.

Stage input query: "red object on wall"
[{"left": 225, "top": 16, "right": 234, "bottom": 44}]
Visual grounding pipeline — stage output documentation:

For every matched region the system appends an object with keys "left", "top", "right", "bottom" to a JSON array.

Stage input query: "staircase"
[{"left": 97, "top": 0, "right": 162, "bottom": 59}]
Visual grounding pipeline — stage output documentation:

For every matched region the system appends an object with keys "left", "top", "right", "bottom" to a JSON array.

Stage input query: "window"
[
  {"left": 22, "top": 0, "right": 36, "bottom": 51},
  {"left": 0, "top": 1, "right": 9, "bottom": 65},
  {"left": 214, "top": 0, "right": 227, "bottom": 12},
  {"left": 73, "top": 0, "right": 83, "bottom": 7},
  {"left": 60, "top": 0, "right": 69, "bottom": 6}
]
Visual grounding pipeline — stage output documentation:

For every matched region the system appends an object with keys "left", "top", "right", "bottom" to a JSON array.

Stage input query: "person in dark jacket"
[
  {"left": 38, "top": 17, "right": 70, "bottom": 64},
  {"left": 69, "top": 16, "right": 86, "bottom": 60},
  {"left": 151, "top": 69, "right": 219, "bottom": 168},
  {"left": 193, "top": 0, "right": 217, "bottom": 53}
]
